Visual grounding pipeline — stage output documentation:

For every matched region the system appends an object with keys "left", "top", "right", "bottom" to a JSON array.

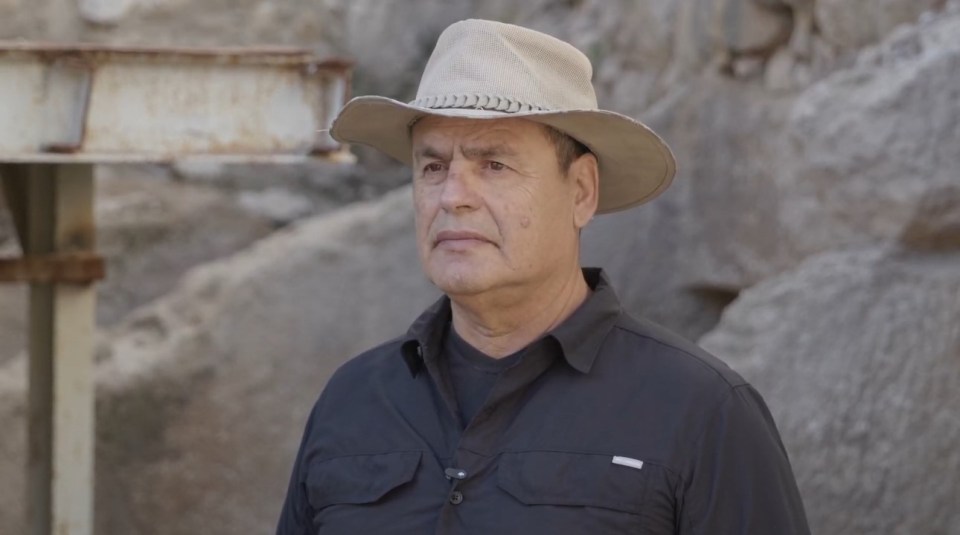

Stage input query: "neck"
[{"left": 449, "top": 267, "right": 590, "bottom": 358}]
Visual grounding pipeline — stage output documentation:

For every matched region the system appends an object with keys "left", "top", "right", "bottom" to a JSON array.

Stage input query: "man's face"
[{"left": 411, "top": 116, "right": 595, "bottom": 299}]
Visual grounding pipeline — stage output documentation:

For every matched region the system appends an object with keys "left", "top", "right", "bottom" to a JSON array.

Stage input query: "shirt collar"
[
  {"left": 547, "top": 268, "right": 622, "bottom": 374},
  {"left": 401, "top": 296, "right": 451, "bottom": 376},
  {"left": 401, "top": 268, "right": 622, "bottom": 376}
]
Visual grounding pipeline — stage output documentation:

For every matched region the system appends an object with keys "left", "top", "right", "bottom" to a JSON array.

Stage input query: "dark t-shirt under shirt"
[{"left": 443, "top": 325, "right": 525, "bottom": 426}]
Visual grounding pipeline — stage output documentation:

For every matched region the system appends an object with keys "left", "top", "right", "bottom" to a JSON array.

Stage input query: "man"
[{"left": 277, "top": 19, "right": 810, "bottom": 534}]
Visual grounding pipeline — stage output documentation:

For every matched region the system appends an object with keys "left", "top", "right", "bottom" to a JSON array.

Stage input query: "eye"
[
  {"left": 423, "top": 162, "right": 445, "bottom": 174},
  {"left": 487, "top": 161, "right": 506, "bottom": 171}
]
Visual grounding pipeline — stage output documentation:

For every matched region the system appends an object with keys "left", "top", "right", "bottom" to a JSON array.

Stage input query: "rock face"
[
  {"left": 700, "top": 248, "right": 960, "bottom": 534},
  {"left": 674, "top": 0, "right": 792, "bottom": 70},
  {"left": 777, "top": 12, "right": 960, "bottom": 259},
  {"left": 584, "top": 78, "right": 796, "bottom": 338}
]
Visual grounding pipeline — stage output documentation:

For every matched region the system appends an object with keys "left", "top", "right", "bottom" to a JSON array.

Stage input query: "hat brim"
[{"left": 329, "top": 96, "right": 676, "bottom": 214}]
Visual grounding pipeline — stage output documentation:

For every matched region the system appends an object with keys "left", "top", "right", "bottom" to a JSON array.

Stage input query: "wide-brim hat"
[{"left": 330, "top": 19, "right": 676, "bottom": 214}]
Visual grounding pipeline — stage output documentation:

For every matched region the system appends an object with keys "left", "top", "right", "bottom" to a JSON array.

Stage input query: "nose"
[{"left": 439, "top": 160, "right": 480, "bottom": 213}]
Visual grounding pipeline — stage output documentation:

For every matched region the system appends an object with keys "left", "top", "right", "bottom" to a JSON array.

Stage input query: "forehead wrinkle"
[
  {"left": 412, "top": 119, "right": 532, "bottom": 163},
  {"left": 413, "top": 144, "right": 449, "bottom": 162},
  {"left": 459, "top": 142, "right": 517, "bottom": 161}
]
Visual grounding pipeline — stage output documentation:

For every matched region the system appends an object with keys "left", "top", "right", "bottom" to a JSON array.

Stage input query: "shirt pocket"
[
  {"left": 497, "top": 451, "right": 650, "bottom": 515},
  {"left": 305, "top": 451, "right": 422, "bottom": 510}
]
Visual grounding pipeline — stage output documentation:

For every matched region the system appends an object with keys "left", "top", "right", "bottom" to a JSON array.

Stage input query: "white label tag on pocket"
[{"left": 611, "top": 456, "right": 644, "bottom": 470}]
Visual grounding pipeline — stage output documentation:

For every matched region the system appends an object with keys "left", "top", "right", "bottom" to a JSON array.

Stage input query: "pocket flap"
[
  {"left": 498, "top": 451, "right": 648, "bottom": 515},
  {"left": 306, "top": 451, "right": 422, "bottom": 510}
]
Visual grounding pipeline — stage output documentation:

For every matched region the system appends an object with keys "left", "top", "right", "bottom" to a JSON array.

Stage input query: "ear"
[{"left": 569, "top": 153, "right": 599, "bottom": 229}]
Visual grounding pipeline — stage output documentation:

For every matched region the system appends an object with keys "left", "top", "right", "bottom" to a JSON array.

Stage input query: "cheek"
[{"left": 413, "top": 191, "right": 436, "bottom": 243}]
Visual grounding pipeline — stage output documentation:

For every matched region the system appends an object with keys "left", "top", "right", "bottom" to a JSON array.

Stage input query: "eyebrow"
[
  {"left": 413, "top": 146, "right": 448, "bottom": 162},
  {"left": 413, "top": 143, "right": 517, "bottom": 163},
  {"left": 460, "top": 143, "right": 517, "bottom": 161}
]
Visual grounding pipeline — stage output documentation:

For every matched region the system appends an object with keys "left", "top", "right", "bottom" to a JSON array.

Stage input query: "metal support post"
[{"left": 1, "top": 163, "right": 96, "bottom": 535}]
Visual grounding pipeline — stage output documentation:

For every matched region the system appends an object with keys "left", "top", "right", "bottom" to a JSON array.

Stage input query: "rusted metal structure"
[{"left": 0, "top": 42, "right": 352, "bottom": 535}]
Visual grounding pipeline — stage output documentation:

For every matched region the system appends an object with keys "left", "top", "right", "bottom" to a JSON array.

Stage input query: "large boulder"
[
  {"left": 776, "top": 11, "right": 960, "bottom": 259},
  {"left": 700, "top": 245, "right": 960, "bottom": 534},
  {"left": 583, "top": 76, "right": 796, "bottom": 339}
]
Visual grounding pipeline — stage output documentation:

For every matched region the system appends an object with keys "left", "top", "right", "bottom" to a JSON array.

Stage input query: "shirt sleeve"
[
  {"left": 679, "top": 384, "right": 811, "bottom": 535},
  {"left": 276, "top": 405, "right": 318, "bottom": 535}
]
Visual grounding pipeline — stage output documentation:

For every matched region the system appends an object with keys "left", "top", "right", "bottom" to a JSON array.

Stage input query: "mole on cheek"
[{"left": 520, "top": 216, "right": 531, "bottom": 228}]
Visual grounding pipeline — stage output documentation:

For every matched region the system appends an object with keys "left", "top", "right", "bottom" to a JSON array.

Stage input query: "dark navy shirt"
[{"left": 276, "top": 269, "right": 810, "bottom": 534}]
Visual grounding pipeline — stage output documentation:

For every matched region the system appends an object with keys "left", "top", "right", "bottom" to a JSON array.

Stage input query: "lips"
[{"left": 433, "top": 230, "right": 494, "bottom": 247}]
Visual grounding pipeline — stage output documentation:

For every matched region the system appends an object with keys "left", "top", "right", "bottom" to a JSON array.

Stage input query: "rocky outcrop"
[
  {"left": 776, "top": 12, "right": 960, "bottom": 259},
  {"left": 585, "top": 6, "right": 960, "bottom": 340},
  {"left": 700, "top": 247, "right": 960, "bottom": 534},
  {"left": 583, "top": 77, "right": 796, "bottom": 338}
]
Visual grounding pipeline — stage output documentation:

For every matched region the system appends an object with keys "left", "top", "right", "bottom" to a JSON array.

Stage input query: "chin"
[
  {"left": 430, "top": 273, "right": 492, "bottom": 297},
  {"left": 426, "top": 264, "right": 498, "bottom": 297}
]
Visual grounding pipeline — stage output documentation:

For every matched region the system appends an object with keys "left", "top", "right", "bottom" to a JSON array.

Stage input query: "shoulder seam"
[
  {"left": 362, "top": 333, "right": 408, "bottom": 355},
  {"left": 610, "top": 323, "right": 746, "bottom": 389}
]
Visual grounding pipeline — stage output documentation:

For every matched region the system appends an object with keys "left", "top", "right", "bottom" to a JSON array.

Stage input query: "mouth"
[{"left": 433, "top": 230, "right": 494, "bottom": 248}]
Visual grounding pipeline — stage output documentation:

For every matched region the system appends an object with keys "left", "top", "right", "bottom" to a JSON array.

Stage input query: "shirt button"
[{"left": 449, "top": 490, "right": 464, "bottom": 505}]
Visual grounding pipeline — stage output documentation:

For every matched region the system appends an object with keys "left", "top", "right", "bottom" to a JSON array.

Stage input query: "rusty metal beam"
[
  {"left": 0, "top": 41, "right": 353, "bottom": 163},
  {"left": 0, "top": 253, "right": 105, "bottom": 284}
]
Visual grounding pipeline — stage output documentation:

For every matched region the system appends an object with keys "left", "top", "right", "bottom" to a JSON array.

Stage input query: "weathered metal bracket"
[
  {"left": 39, "top": 58, "right": 94, "bottom": 154},
  {"left": 0, "top": 252, "right": 105, "bottom": 284}
]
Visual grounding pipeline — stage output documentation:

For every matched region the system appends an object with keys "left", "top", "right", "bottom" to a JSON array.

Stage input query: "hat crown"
[{"left": 412, "top": 19, "right": 598, "bottom": 113}]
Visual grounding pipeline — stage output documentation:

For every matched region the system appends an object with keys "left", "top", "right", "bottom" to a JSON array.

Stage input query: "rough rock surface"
[
  {"left": 776, "top": 12, "right": 960, "bottom": 259},
  {"left": 700, "top": 248, "right": 960, "bottom": 534},
  {"left": 815, "top": 0, "right": 947, "bottom": 49},
  {"left": 583, "top": 77, "right": 796, "bottom": 338},
  {"left": 674, "top": 0, "right": 792, "bottom": 70}
]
